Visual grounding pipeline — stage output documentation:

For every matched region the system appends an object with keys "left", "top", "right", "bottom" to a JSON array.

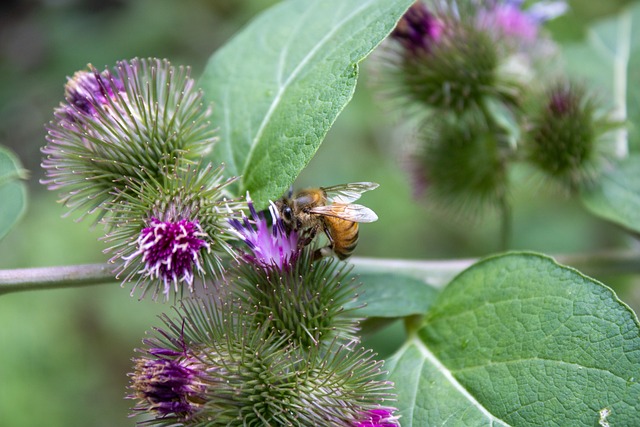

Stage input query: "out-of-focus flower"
[
  {"left": 477, "top": 0, "right": 567, "bottom": 45},
  {"left": 228, "top": 194, "right": 300, "bottom": 271},
  {"left": 103, "top": 162, "right": 239, "bottom": 300},
  {"left": 354, "top": 407, "right": 401, "bottom": 427},
  {"left": 410, "top": 112, "right": 510, "bottom": 216},
  {"left": 385, "top": 2, "right": 521, "bottom": 114},
  {"left": 41, "top": 57, "right": 216, "bottom": 221},
  {"left": 524, "top": 80, "right": 619, "bottom": 191},
  {"left": 391, "top": 2, "right": 443, "bottom": 55}
]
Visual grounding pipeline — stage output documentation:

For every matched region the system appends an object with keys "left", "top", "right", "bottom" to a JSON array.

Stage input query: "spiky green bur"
[
  {"left": 129, "top": 295, "right": 395, "bottom": 426},
  {"left": 525, "top": 81, "right": 617, "bottom": 191},
  {"left": 230, "top": 247, "right": 361, "bottom": 350},
  {"left": 103, "top": 162, "right": 239, "bottom": 300},
  {"left": 41, "top": 58, "right": 216, "bottom": 221},
  {"left": 416, "top": 113, "right": 510, "bottom": 216}
]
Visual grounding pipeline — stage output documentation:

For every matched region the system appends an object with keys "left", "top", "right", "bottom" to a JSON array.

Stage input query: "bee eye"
[{"left": 282, "top": 206, "right": 293, "bottom": 222}]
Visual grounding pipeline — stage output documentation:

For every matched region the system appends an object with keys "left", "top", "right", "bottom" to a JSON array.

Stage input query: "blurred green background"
[{"left": 1, "top": 0, "right": 639, "bottom": 426}]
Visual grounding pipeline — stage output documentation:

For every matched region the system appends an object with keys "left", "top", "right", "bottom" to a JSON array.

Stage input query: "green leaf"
[
  {"left": 200, "top": 0, "right": 413, "bottom": 208},
  {"left": 348, "top": 272, "right": 439, "bottom": 318},
  {"left": 387, "top": 252, "right": 640, "bottom": 426},
  {"left": 0, "top": 146, "right": 28, "bottom": 240},
  {"left": 582, "top": 155, "right": 640, "bottom": 233}
]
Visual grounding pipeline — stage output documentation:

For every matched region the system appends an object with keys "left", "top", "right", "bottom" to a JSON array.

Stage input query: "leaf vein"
[{"left": 412, "top": 336, "right": 512, "bottom": 426}]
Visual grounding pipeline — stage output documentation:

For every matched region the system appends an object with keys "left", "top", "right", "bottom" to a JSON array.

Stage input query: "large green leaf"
[
  {"left": 582, "top": 155, "right": 640, "bottom": 233},
  {"left": 200, "top": 0, "right": 413, "bottom": 208},
  {"left": 0, "top": 146, "right": 28, "bottom": 240},
  {"left": 387, "top": 252, "right": 640, "bottom": 426}
]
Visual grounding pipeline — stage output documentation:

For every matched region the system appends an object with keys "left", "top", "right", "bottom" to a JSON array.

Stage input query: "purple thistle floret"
[
  {"left": 131, "top": 357, "right": 205, "bottom": 417},
  {"left": 130, "top": 337, "right": 207, "bottom": 421},
  {"left": 354, "top": 407, "right": 401, "bottom": 427},
  {"left": 392, "top": 2, "right": 443, "bottom": 55},
  {"left": 123, "top": 218, "right": 210, "bottom": 298},
  {"left": 229, "top": 195, "right": 299, "bottom": 270},
  {"left": 63, "top": 67, "right": 125, "bottom": 118}
]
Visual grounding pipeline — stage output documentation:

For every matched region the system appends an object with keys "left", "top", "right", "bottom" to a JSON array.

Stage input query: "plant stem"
[
  {"left": 350, "top": 250, "right": 640, "bottom": 288},
  {"left": 1, "top": 250, "right": 639, "bottom": 295},
  {"left": 0, "top": 263, "right": 114, "bottom": 296},
  {"left": 499, "top": 194, "right": 512, "bottom": 251}
]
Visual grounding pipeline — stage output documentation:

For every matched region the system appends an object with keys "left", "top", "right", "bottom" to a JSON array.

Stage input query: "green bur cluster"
[{"left": 129, "top": 247, "right": 396, "bottom": 426}]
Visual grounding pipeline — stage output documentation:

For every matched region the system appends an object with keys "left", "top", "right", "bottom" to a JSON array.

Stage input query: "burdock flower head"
[
  {"left": 128, "top": 295, "right": 398, "bottom": 426},
  {"left": 385, "top": 1, "right": 522, "bottom": 114},
  {"left": 226, "top": 196, "right": 361, "bottom": 348},
  {"left": 103, "top": 162, "right": 239, "bottom": 300},
  {"left": 41, "top": 57, "right": 216, "bottom": 222},
  {"left": 228, "top": 194, "right": 300, "bottom": 271},
  {"left": 524, "top": 80, "right": 619, "bottom": 192}
]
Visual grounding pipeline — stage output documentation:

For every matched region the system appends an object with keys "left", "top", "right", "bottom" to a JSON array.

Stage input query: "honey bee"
[{"left": 276, "top": 182, "right": 379, "bottom": 260}]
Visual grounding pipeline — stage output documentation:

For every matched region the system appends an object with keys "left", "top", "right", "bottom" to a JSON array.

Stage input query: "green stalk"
[{"left": 2, "top": 250, "right": 640, "bottom": 295}]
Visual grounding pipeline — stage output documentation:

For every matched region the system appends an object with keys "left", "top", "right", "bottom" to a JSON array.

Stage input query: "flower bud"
[{"left": 524, "top": 80, "right": 617, "bottom": 191}]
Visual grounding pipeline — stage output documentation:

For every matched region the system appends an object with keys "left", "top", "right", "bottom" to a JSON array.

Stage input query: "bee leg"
[
  {"left": 311, "top": 224, "right": 335, "bottom": 261},
  {"left": 299, "top": 225, "right": 319, "bottom": 248}
]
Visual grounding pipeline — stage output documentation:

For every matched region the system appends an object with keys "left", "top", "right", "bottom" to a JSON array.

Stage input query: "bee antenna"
[{"left": 286, "top": 185, "right": 293, "bottom": 198}]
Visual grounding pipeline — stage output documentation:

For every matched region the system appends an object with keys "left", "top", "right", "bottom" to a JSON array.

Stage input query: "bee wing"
[
  {"left": 309, "top": 203, "right": 378, "bottom": 223},
  {"left": 322, "top": 182, "right": 379, "bottom": 204}
]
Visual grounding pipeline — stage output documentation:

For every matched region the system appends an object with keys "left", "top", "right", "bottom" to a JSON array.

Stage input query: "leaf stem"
[
  {"left": 1, "top": 250, "right": 639, "bottom": 295},
  {"left": 613, "top": 8, "right": 630, "bottom": 158}
]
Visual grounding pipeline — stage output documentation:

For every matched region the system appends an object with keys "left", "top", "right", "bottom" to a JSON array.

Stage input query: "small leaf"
[
  {"left": 0, "top": 146, "right": 28, "bottom": 240},
  {"left": 348, "top": 272, "right": 439, "bottom": 318},
  {"left": 582, "top": 155, "right": 640, "bottom": 233},
  {"left": 200, "top": 0, "right": 414, "bottom": 208},
  {"left": 388, "top": 252, "right": 640, "bottom": 426}
]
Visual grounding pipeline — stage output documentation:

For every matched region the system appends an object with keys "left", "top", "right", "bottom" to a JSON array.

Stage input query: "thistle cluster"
[
  {"left": 380, "top": 0, "right": 619, "bottom": 218},
  {"left": 41, "top": 58, "right": 398, "bottom": 425},
  {"left": 41, "top": 58, "right": 239, "bottom": 298},
  {"left": 128, "top": 201, "right": 399, "bottom": 426},
  {"left": 42, "top": 52, "right": 398, "bottom": 427}
]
